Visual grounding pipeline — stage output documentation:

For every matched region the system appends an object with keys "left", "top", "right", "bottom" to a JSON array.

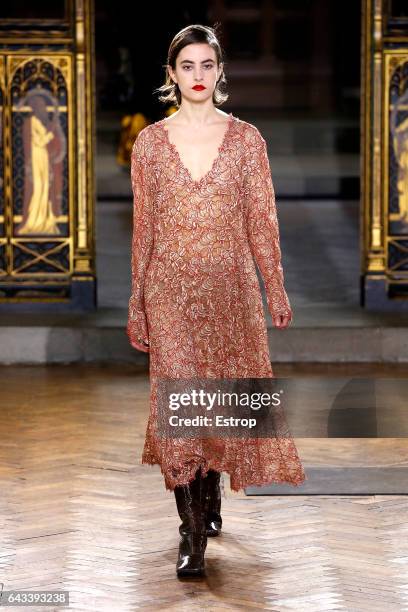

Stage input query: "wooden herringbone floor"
[{"left": 0, "top": 363, "right": 407, "bottom": 611}]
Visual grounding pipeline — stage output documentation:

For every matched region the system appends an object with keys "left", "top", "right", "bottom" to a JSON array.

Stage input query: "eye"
[
  {"left": 182, "top": 65, "right": 192, "bottom": 70},
  {"left": 204, "top": 64, "right": 214, "bottom": 69}
]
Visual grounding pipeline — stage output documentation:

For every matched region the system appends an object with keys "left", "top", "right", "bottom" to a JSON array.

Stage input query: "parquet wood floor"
[{"left": 0, "top": 364, "right": 407, "bottom": 611}]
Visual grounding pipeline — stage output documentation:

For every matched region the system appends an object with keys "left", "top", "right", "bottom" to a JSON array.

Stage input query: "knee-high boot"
[
  {"left": 178, "top": 469, "right": 223, "bottom": 538},
  {"left": 174, "top": 467, "right": 208, "bottom": 576}
]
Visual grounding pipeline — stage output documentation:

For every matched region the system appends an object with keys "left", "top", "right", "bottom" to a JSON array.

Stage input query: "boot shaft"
[
  {"left": 205, "top": 469, "right": 222, "bottom": 516},
  {"left": 174, "top": 468, "right": 209, "bottom": 576},
  {"left": 174, "top": 467, "right": 208, "bottom": 536}
]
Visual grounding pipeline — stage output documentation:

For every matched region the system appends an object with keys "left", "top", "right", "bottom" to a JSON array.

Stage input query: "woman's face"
[{"left": 168, "top": 43, "right": 222, "bottom": 105}]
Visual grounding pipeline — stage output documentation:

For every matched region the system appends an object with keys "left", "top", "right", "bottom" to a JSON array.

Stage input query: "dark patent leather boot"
[
  {"left": 174, "top": 468, "right": 208, "bottom": 577},
  {"left": 178, "top": 469, "right": 222, "bottom": 538},
  {"left": 204, "top": 470, "right": 222, "bottom": 537}
]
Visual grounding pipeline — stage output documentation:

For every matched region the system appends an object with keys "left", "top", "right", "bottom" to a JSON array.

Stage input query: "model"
[{"left": 127, "top": 23, "right": 306, "bottom": 577}]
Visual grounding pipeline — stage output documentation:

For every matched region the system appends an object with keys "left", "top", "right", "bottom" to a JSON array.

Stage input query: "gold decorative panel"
[
  {"left": 0, "top": 0, "right": 95, "bottom": 310},
  {"left": 361, "top": 0, "right": 408, "bottom": 309}
]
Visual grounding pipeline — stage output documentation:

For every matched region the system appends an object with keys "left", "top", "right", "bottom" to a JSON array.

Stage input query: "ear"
[
  {"left": 217, "top": 63, "right": 223, "bottom": 82},
  {"left": 168, "top": 65, "right": 177, "bottom": 85}
]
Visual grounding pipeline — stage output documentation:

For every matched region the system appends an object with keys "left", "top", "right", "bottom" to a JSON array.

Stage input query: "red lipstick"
[{"left": 192, "top": 85, "right": 206, "bottom": 91}]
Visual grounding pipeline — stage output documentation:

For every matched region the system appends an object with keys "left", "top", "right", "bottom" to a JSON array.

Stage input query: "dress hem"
[{"left": 141, "top": 455, "right": 308, "bottom": 493}]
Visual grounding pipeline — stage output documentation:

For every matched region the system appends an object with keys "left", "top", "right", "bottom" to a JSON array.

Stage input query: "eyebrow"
[{"left": 180, "top": 59, "right": 215, "bottom": 64}]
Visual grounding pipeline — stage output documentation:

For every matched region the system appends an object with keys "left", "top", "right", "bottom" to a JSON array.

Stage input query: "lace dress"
[{"left": 127, "top": 113, "right": 307, "bottom": 491}]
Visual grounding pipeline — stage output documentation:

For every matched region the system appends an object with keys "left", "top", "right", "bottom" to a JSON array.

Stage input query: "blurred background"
[
  {"left": 97, "top": 1, "right": 360, "bottom": 200},
  {"left": 0, "top": 0, "right": 407, "bottom": 361},
  {"left": 95, "top": 0, "right": 363, "bottom": 332}
]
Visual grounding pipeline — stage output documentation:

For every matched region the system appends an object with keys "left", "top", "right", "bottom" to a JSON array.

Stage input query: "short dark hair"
[{"left": 155, "top": 23, "right": 229, "bottom": 108}]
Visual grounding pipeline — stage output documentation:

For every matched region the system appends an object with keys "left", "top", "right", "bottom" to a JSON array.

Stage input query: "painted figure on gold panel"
[
  {"left": 391, "top": 89, "right": 408, "bottom": 224},
  {"left": 393, "top": 117, "right": 408, "bottom": 222},
  {"left": 16, "top": 92, "right": 65, "bottom": 235}
]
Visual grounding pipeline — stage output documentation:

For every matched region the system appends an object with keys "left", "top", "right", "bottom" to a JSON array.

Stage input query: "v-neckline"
[{"left": 159, "top": 112, "right": 234, "bottom": 188}]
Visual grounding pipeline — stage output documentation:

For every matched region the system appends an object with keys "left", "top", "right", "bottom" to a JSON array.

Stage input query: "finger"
[
  {"left": 274, "top": 315, "right": 291, "bottom": 329},
  {"left": 136, "top": 344, "right": 149, "bottom": 353},
  {"left": 133, "top": 340, "right": 149, "bottom": 352}
]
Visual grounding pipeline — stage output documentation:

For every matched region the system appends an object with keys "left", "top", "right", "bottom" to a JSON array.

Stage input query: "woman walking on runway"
[{"left": 127, "top": 23, "right": 306, "bottom": 577}]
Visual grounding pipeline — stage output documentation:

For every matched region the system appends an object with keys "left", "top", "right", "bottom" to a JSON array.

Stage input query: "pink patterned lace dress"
[{"left": 127, "top": 112, "right": 306, "bottom": 492}]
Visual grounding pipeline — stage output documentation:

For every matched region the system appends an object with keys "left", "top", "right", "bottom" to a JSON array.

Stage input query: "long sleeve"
[
  {"left": 127, "top": 129, "right": 154, "bottom": 351},
  {"left": 242, "top": 126, "right": 292, "bottom": 321}
]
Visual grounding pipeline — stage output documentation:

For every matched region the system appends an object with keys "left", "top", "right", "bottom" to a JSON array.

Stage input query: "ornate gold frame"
[
  {"left": 361, "top": 0, "right": 408, "bottom": 308},
  {"left": 0, "top": 0, "right": 96, "bottom": 309}
]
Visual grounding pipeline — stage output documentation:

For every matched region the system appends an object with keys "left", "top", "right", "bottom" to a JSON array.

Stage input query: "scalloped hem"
[{"left": 141, "top": 455, "right": 308, "bottom": 493}]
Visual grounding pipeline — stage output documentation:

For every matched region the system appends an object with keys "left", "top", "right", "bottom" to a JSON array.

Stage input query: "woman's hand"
[
  {"left": 127, "top": 308, "right": 150, "bottom": 353},
  {"left": 272, "top": 313, "right": 292, "bottom": 330},
  {"left": 131, "top": 338, "right": 150, "bottom": 353}
]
